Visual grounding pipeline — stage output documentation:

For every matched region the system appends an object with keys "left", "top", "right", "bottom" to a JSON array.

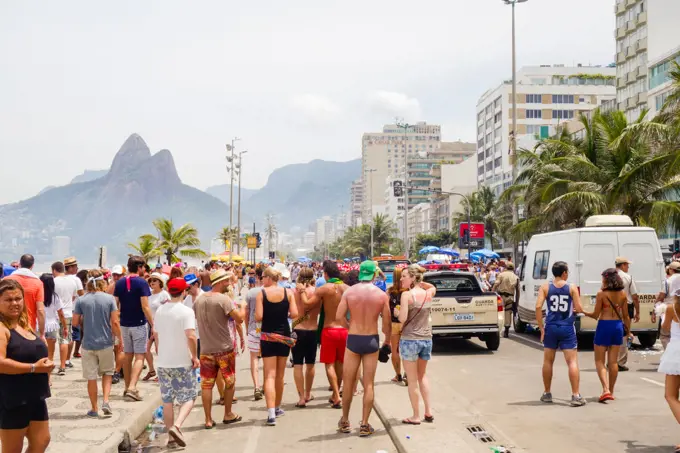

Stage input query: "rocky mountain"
[
  {"left": 70, "top": 169, "right": 108, "bottom": 184},
  {"left": 205, "top": 184, "right": 258, "bottom": 206},
  {"left": 0, "top": 134, "right": 237, "bottom": 262},
  {"left": 244, "top": 159, "right": 361, "bottom": 230}
]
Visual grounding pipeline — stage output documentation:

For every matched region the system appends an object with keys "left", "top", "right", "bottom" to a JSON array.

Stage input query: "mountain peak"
[{"left": 110, "top": 133, "right": 152, "bottom": 176}]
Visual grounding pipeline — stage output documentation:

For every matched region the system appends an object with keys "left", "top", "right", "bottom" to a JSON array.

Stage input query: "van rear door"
[{"left": 577, "top": 231, "right": 618, "bottom": 331}]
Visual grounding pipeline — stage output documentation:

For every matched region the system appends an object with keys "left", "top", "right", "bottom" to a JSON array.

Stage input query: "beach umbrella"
[
  {"left": 439, "top": 248, "right": 460, "bottom": 257},
  {"left": 471, "top": 249, "right": 500, "bottom": 259},
  {"left": 419, "top": 246, "right": 440, "bottom": 254}
]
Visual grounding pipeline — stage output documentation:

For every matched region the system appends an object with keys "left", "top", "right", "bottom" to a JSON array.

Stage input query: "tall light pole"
[
  {"left": 396, "top": 120, "right": 410, "bottom": 258},
  {"left": 366, "top": 168, "right": 377, "bottom": 257},
  {"left": 236, "top": 150, "right": 248, "bottom": 256},
  {"left": 226, "top": 137, "right": 241, "bottom": 261},
  {"left": 504, "top": 0, "right": 527, "bottom": 263}
]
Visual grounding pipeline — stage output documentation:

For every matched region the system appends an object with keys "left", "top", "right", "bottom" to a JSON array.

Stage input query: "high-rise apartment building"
[
  {"left": 361, "top": 122, "right": 441, "bottom": 224},
  {"left": 615, "top": 0, "right": 649, "bottom": 121},
  {"left": 349, "top": 179, "right": 364, "bottom": 227},
  {"left": 645, "top": 0, "right": 680, "bottom": 116},
  {"left": 476, "top": 65, "right": 616, "bottom": 196},
  {"left": 315, "top": 216, "right": 335, "bottom": 245}
]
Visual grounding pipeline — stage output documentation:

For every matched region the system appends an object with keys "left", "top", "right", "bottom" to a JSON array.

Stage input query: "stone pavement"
[
  {"left": 137, "top": 353, "right": 398, "bottom": 453},
  {"left": 45, "top": 357, "right": 161, "bottom": 453}
]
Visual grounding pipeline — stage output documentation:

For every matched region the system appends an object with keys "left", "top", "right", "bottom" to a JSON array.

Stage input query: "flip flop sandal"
[
  {"left": 391, "top": 375, "right": 403, "bottom": 382},
  {"left": 359, "top": 424, "right": 376, "bottom": 437},
  {"left": 424, "top": 415, "right": 434, "bottom": 423},
  {"left": 598, "top": 393, "right": 614, "bottom": 403},
  {"left": 305, "top": 395, "right": 315, "bottom": 402},
  {"left": 337, "top": 419, "right": 351, "bottom": 434},
  {"left": 402, "top": 418, "right": 421, "bottom": 425},
  {"left": 222, "top": 415, "right": 242, "bottom": 425},
  {"left": 204, "top": 421, "right": 216, "bottom": 429},
  {"left": 216, "top": 397, "right": 225, "bottom": 405},
  {"left": 331, "top": 400, "right": 342, "bottom": 409},
  {"left": 295, "top": 403, "right": 307, "bottom": 408},
  {"left": 142, "top": 371, "right": 157, "bottom": 381}
]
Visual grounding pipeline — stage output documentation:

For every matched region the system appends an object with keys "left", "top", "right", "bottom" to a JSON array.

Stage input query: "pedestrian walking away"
[
  {"left": 38, "top": 273, "right": 67, "bottom": 382},
  {"left": 615, "top": 257, "right": 640, "bottom": 371},
  {"left": 493, "top": 261, "right": 519, "bottom": 338},
  {"left": 0, "top": 279, "right": 54, "bottom": 453},
  {"left": 300, "top": 260, "right": 349, "bottom": 408},
  {"left": 397, "top": 264, "right": 437, "bottom": 426},
  {"left": 535, "top": 261, "right": 586, "bottom": 407},
  {"left": 63, "top": 257, "right": 85, "bottom": 361},
  {"left": 194, "top": 269, "right": 245, "bottom": 429},
  {"left": 292, "top": 268, "right": 321, "bottom": 408},
  {"left": 244, "top": 266, "right": 264, "bottom": 401},
  {"left": 336, "top": 260, "right": 392, "bottom": 437},
  {"left": 153, "top": 278, "right": 199, "bottom": 448},
  {"left": 72, "top": 269, "right": 121, "bottom": 418},
  {"left": 387, "top": 266, "right": 408, "bottom": 385},
  {"left": 583, "top": 268, "right": 631, "bottom": 402},
  {"left": 256, "top": 267, "right": 299, "bottom": 426}
]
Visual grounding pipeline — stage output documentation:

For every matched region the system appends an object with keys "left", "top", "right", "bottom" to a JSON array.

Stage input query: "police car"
[{"left": 425, "top": 271, "right": 504, "bottom": 351}]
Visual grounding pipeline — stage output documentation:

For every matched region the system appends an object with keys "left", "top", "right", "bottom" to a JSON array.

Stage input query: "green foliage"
[
  {"left": 326, "top": 214, "right": 399, "bottom": 259},
  {"left": 127, "top": 234, "right": 162, "bottom": 263},
  {"left": 152, "top": 218, "right": 207, "bottom": 264},
  {"left": 451, "top": 186, "right": 509, "bottom": 248}
]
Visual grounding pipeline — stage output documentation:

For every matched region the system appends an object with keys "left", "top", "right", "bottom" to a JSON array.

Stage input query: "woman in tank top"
[
  {"left": 256, "top": 267, "right": 299, "bottom": 426},
  {"left": 583, "top": 268, "right": 630, "bottom": 402},
  {"left": 396, "top": 264, "right": 437, "bottom": 425},
  {"left": 387, "top": 266, "right": 408, "bottom": 384},
  {"left": 0, "top": 279, "right": 54, "bottom": 452}
]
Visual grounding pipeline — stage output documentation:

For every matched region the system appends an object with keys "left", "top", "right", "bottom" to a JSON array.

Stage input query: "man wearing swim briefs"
[
  {"left": 301, "top": 260, "right": 348, "bottom": 408},
  {"left": 335, "top": 260, "right": 391, "bottom": 437}
]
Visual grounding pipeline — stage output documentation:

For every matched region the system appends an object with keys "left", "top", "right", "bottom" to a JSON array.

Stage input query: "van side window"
[
  {"left": 519, "top": 255, "right": 527, "bottom": 281},
  {"left": 532, "top": 251, "right": 550, "bottom": 279}
]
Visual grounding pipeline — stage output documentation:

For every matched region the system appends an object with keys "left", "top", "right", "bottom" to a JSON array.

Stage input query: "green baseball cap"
[{"left": 359, "top": 260, "right": 377, "bottom": 281}]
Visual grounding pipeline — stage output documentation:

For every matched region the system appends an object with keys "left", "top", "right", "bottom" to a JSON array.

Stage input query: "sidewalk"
[{"left": 46, "top": 358, "right": 161, "bottom": 453}]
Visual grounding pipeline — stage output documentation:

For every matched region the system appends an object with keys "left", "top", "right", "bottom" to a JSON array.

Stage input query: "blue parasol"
[{"left": 419, "top": 246, "right": 441, "bottom": 254}]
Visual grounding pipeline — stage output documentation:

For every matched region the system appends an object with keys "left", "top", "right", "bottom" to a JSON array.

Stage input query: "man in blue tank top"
[{"left": 535, "top": 261, "right": 586, "bottom": 407}]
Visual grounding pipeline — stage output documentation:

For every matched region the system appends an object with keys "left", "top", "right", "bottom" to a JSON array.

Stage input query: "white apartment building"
[
  {"left": 476, "top": 65, "right": 616, "bottom": 196},
  {"left": 430, "top": 156, "right": 478, "bottom": 233},
  {"left": 615, "top": 0, "right": 649, "bottom": 121},
  {"left": 315, "top": 216, "right": 335, "bottom": 245},
  {"left": 303, "top": 231, "right": 316, "bottom": 248},
  {"left": 361, "top": 122, "right": 441, "bottom": 224},
  {"left": 406, "top": 202, "right": 433, "bottom": 246},
  {"left": 645, "top": 0, "right": 680, "bottom": 116},
  {"left": 349, "top": 179, "right": 364, "bottom": 228},
  {"left": 383, "top": 175, "right": 405, "bottom": 223}
]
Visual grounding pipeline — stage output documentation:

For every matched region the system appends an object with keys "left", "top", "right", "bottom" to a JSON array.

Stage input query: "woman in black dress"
[
  {"left": 256, "top": 267, "right": 298, "bottom": 426},
  {"left": 0, "top": 279, "right": 54, "bottom": 452}
]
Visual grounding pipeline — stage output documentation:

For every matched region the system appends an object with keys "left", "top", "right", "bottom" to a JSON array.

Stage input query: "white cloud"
[
  {"left": 290, "top": 94, "right": 341, "bottom": 123},
  {"left": 367, "top": 91, "right": 422, "bottom": 121}
]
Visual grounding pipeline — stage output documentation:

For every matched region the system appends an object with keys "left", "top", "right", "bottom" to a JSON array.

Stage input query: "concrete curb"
[
  {"left": 373, "top": 398, "right": 407, "bottom": 453},
  {"left": 102, "top": 393, "right": 163, "bottom": 453}
]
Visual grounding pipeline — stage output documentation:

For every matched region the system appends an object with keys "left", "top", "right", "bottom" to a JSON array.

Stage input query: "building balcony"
[
  {"left": 636, "top": 37, "right": 647, "bottom": 52},
  {"left": 626, "top": 19, "right": 637, "bottom": 33},
  {"left": 638, "top": 11, "right": 647, "bottom": 24},
  {"left": 628, "top": 94, "right": 639, "bottom": 109},
  {"left": 636, "top": 66, "right": 646, "bottom": 79},
  {"left": 616, "top": 1, "right": 626, "bottom": 14},
  {"left": 617, "top": 77, "right": 626, "bottom": 88},
  {"left": 638, "top": 91, "right": 648, "bottom": 105},
  {"left": 626, "top": 72, "right": 637, "bottom": 85},
  {"left": 616, "top": 26, "right": 626, "bottom": 39},
  {"left": 626, "top": 46, "right": 635, "bottom": 58},
  {"left": 626, "top": 0, "right": 636, "bottom": 7},
  {"left": 616, "top": 51, "right": 626, "bottom": 64}
]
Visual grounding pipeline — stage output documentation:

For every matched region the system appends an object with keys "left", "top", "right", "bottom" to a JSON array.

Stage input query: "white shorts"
[{"left": 247, "top": 332, "right": 260, "bottom": 353}]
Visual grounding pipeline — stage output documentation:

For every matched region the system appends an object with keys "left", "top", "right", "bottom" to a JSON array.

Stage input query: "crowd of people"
[{"left": 0, "top": 254, "right": 437, "bottom": 450}]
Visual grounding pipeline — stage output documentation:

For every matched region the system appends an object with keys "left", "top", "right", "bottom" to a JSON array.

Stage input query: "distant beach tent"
[{"left": 211, "top": 251, "right": 244, "bottom": 262}]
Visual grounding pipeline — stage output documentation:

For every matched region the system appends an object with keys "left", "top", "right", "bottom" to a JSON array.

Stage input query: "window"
[
  {"left": 477, "top": 151, "right": 484, "bottom": 162},
  {"left": 494, "top": 112, "right": 502, "bottom": 124},
  {"left": 532, "top": 251, "right": 550, "bottom": 279},
  {"left": 552, "top": 110, "right": 575, "bottom": 119},
  {"left": 531, "top": 78, "right": 546, "bottom": 85},
  {"left": 478, "top": 166, "right": 484, "bottom": 175},
  {"left": 486, "top": 162, "right": 493, "bottom": 171},
  {"left": 486, "top": 119, "right": 492, "bottom": 129},
  {"left": 526, "top": 94, "right": 542, "bottom": 103},
  {"left": 494, "top": 97, "right": 502, "bottom": 109},
  {"left": 527, "top": 109, "right": 542, "bottom": 119},
  {"left": 494, "top": 157, "right": 501, "bottom": 168},
  {"left": 552, "top": 94, "right": 575, "bottom": 104}
]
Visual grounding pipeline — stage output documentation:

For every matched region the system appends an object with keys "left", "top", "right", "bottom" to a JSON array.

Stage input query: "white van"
[{"left": 514, "top": 215, "right": 663, "bottom": 347}]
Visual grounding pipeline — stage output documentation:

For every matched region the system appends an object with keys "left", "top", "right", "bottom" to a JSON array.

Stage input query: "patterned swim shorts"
[
  {"left": 158, "top": 366, "right": 197, "bottom": 405},
  {"left": 199, "top": 351, "right": 236, "bottom": 390}
]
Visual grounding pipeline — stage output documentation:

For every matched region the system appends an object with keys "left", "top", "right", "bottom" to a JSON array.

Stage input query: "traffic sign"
[
  {"left": 459, "top": 222, "right": 485, "bottom": 240},
  {"left": 247, "top": 236, "right": 257, "bottom": 249}
]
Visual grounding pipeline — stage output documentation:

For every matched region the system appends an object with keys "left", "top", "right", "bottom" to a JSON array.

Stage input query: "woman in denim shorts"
[{"left": 396, "top": 265, "right": 437, "bottom": 425}]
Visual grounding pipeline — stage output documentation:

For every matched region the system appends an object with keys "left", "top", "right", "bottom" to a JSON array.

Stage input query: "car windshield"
[
  {"left": 425, "top": 275, "right": 480, "bottom": 292},
  {"left": 377, "top": 260, "right": 410, "bottom": 273}
]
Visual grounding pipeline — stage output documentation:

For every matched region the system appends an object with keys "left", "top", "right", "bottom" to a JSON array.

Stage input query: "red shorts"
[{"left": 320, "top": 327, "right": 348, "bottom": 364}]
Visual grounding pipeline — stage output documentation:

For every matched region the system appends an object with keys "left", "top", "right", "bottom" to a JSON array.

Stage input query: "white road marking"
[{"left": 641, "top": 377, "right": 664, "bottom": 387}]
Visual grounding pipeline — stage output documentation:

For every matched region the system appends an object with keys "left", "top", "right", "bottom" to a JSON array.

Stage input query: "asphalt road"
[{"left": 426, "top": 329, "right": 676, "bottom": 453}]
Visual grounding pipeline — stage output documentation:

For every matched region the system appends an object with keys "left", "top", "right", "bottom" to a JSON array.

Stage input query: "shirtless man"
[
  {"left": 199, "top": 263, "right": 212, "bottom": 292},
  {"left": 336, "top": 261, "right": 390, "bottom": 437},
  {"left": 292, "top": 268, "right": 321, "bottom": 407},
  {"left": 301, "top": 260, "right": 348, "bottom": 408}
]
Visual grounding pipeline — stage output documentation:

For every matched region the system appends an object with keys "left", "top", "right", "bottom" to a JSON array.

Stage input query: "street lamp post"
[
  {"left": 367, "top": 168, "right": 377, "bottom": 257},
  {"left": 503, "top": 0, "right": 527, "bottom": 263},
  {"left": 396, "top": 120, "right": 410, "bottom": 258},
  {"left": 236, "top": 150, "right": 248, "bottom": 256},
  {"left": 226, "top": 137, "right": 241, "bottom": 261}
]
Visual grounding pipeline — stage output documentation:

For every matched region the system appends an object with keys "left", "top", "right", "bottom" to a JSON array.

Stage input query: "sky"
[{"left": 0, "top": 0, "right": 614, "bottom": 205}]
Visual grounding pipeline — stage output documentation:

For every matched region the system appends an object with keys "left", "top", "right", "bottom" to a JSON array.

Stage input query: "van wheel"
[
  {"left": 485, "top": 333, "right": 501, "bottom": 351},
  {"left": 513, "top": 312, "right": 527, "bottom": 334},
  {"left": 638, "top": 332, "right": 658, "bottom": 349}
]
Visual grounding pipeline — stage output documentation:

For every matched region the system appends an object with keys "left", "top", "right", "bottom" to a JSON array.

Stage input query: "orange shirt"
[{"left": 5, "top": 273, "right": 44, "bottom": 331}]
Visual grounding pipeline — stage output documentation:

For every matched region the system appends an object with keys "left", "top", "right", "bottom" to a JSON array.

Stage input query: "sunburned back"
[
  {"left": 320, "top": 283, "right": 348, "bottom": 328},
  {"left": 597, "top": 289, "right": 627, "bottom": 321},
  {"left": 345, "top": 283, "right": 386, "bottom": 335}
]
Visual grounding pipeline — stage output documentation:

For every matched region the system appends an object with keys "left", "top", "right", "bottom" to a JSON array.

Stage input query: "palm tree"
[
  {"left": 264, "top": 213, "right": 277, "bottom": 257},
  {"left": 657, "top": 61, "right": 680, "bottom": 124},
  {"left": 341, "top": 214, "right": 398, "bottom": 257},
  {"left": 452, "top": 186, "right": 502, "bottom": 248},
  {"left": 501, "top": 109, "right": 680, "bottom": 238},
  {"left": 153, "top": 218, "right": 207, "bottom": 264},
  {"left": 217, "top": 227, "right": 239, "bottom": 252},
  {"left": 127, "top": 234, "right": 162, "bottom": 263}
]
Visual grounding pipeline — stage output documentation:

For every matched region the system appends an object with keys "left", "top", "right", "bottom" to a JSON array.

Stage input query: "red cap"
[{"left": 167, "top": 278, "right": 188, "bottom": 295}]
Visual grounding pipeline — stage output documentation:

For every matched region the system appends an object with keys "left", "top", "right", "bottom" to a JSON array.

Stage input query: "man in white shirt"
[
  {"left": 153, "top": 278, "right": 199, "bottom": 448},
  {"left": 616, "top": 257, "right": 640, "bottom": 371},
  {"left": 52, "top": 261, "right": 79, "bottom": 373},
  {"left": 64, "top": 257, "right": 85, "bottom": 362}
]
